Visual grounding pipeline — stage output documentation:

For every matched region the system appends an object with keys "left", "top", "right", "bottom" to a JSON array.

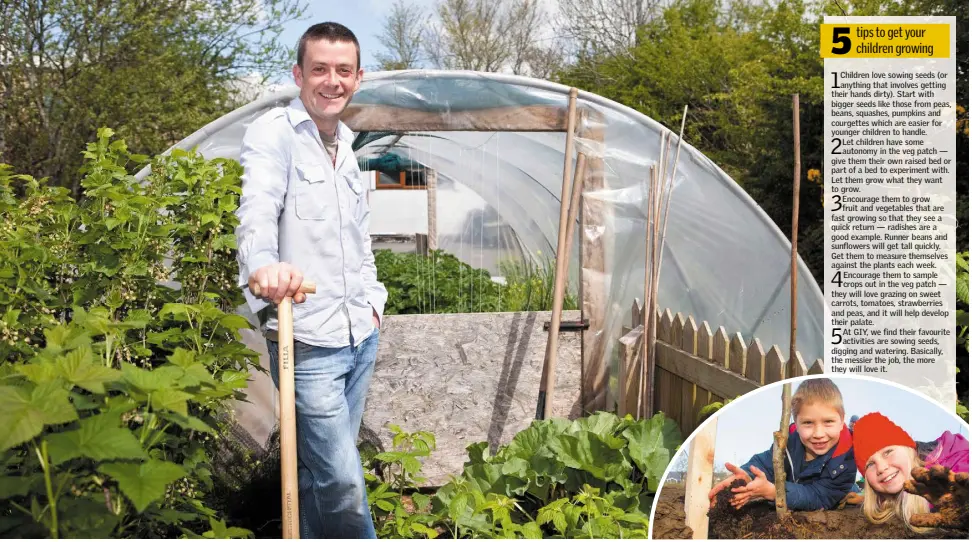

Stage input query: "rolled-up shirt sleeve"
[{"left": 234, "top": 119, "right": 290, "bottom": 314}]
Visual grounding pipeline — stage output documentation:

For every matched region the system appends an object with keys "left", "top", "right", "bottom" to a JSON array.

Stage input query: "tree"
[
  {"left": 505, "top": 0, "right": 565, "bottom": 77},
  {"left": 0, "top": 0, "right": 305, "bottom": 196},
  {"left": 418, "top": 0, "right": 563, "bottom": 77},
  {"left": 374, "top": 0, "right": 426, "bottom": 70},
  {"left": 555, "top": 0, "right": 672, "bottom": 57},
  {"left": 425, "top": 0, "right": 508, "bottom": 71}
]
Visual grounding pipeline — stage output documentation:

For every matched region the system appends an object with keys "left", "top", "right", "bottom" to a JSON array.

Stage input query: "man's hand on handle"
[{"left": 249, "top": 263, "right": 307, "bottom": 304}]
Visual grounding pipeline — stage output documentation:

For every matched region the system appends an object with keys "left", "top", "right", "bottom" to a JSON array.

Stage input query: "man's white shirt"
[{"left": 235, "top": 97, "right": 388, "bottom": 348}]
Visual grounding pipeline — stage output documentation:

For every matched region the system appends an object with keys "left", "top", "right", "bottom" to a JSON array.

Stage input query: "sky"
[{"left": 669, "top": 375, "right": 968, "bottom": 473}]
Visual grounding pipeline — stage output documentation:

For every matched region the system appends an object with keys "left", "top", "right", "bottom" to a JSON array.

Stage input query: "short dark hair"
[{"left": 297, "top": 22, "right": 360, "bottom": 70}]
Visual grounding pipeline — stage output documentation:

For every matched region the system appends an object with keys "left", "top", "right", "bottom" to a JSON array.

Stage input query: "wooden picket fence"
[{"left": 615, "top": 300, "right": 823, "bottom": 439}]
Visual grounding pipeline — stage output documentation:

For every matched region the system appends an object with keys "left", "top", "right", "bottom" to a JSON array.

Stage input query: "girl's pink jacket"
[{"left": 923, "top": 430, "right": 969, "bottom": 473}]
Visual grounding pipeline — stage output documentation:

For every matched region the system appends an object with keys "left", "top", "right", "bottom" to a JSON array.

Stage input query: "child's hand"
[
  {"left": 904, "top": 465, "right": 969, "bottom": 529},
  {"left": 730, "top": 466, "right": 776, "bottom": 509},
  {"left": 708, "top": 463, "right": 752, "bottom": 508}
]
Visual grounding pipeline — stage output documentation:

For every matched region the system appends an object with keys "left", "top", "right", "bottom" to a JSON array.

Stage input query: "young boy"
[{"left": 707, "top": 378, "right": 857, "bottom": 511}]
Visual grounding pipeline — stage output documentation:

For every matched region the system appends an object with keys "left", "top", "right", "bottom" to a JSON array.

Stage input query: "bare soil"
[{"left": 652, "top": 482, "right": 969, "bottom": 540}]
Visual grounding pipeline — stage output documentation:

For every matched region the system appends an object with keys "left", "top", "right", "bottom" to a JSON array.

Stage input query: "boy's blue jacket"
[{"left": 740, "top": 424, "right": 856, "bottom": 511}]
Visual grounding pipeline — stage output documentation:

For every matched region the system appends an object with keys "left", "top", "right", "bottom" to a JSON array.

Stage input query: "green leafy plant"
[
  {"left": 697, "top": 396, "right": 737, "bottom": 424},
  {"left": 361, "top": 411, "right": 681, "bottom": 539},
  {"left": 497, "top": 256, "right": 578, "bottom": 312},
  {"left": 374, "top": 249, "right": 578, "bottom": 315},
  {"left": 376, "top": 249, "right": 503, "bottom": 315},
  {"left": 366, "top": 425, "right": 440, "bottom": 538},
  {"left": 0, "top": 129, "right": 258, "bottom": 537}
]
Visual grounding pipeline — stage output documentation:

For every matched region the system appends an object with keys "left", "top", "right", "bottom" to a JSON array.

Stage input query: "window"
[{"left": 375, "top": 169, "right": 427, "bottom": 190}]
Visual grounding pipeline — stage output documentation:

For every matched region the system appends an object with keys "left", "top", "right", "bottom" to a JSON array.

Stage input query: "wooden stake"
[
  {"left": 536, "top": 88, "right": 579, "bottom": 419},
  {"left": 790, "top": 95, "right": 801, "bottom": 367},
  {"left": 685, "top": 418, "right": 718, "bottom": 539},
  {"left": 641, "top": 106, "right": 689, "bottom": 419},
  {"left": 774, "top": 382, "right": 792, "bottom": 518}
]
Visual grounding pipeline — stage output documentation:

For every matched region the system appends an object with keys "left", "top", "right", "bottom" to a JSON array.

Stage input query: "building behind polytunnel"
[{"left": 142, "top": 70, "right": 825, "bottom": 480}]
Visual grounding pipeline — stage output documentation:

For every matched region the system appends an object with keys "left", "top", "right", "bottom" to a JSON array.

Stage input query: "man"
[{"left": 234, "top": 22, "right": 386, "bottom": 539}]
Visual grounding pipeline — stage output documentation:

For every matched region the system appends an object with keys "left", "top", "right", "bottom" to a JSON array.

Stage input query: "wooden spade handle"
[
  {"left": 278, "top": 295, "right": 299, "bottom": 538},
  {"left": 250, "top": 280, "right": 317, "bottom": 298}
]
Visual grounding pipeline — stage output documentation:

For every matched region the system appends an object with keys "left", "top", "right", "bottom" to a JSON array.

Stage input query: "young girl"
[{"left": 852, "top": 412, "right": 969, "bottom": 532}]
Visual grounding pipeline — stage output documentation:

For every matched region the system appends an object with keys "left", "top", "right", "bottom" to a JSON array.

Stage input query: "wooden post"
[
  {"left": 774, "top": 382, "right": 792, "bottom": 519},
  {"left": 538, "top": 154, "right": 587, "bottom": 419},
  {"left": 427, "top": 168, "right": 438, "bottom": 252},
  {"left": 536, "top": 88, "right": 579, "bottom": 419},
  {"left": 684, "top": 417, "right": 718, "bottom": 539},
  {"left": 790, "top": 94, "right": 801, "bottom": 367},
  {"left": 416, "top": 233, "right": 429, "bottom": 257}
]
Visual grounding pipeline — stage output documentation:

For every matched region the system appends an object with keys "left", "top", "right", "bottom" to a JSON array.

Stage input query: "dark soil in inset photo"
[{"left": 651, "top": 481, "right": 969, "bottom": 540}]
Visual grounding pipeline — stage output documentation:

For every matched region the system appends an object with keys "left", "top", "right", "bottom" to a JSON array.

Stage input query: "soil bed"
[{"left": 652, "top": 481, "right": 968, "bottom": 540}]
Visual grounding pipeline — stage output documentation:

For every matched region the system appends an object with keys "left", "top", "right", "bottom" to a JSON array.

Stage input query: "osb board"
[{"left": 231, "top": 310, "right": 583, "bottom": 486}]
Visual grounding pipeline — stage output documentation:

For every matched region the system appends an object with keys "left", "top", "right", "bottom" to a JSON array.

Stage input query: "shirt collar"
[{"left": 286, "top": 96, "right": 355, "bottom": 143}]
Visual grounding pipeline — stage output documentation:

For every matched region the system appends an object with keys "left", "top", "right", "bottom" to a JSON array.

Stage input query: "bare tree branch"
[
  {"left": 374, "top": 0, "right": 425, "bottom": 70},
  {"left": 555, "top": 0, "right": 671, "bottom": 57}
]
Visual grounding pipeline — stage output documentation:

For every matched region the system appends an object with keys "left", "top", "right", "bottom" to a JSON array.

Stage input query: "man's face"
[
  {"left": 795, "top": 402, "right": 843, "bottom": 459},
  {"left": 293, "top": 38, "right": 362, "bottom": 131}
]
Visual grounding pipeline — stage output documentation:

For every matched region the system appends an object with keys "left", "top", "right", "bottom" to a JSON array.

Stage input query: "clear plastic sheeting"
[{"left": 138, "top": 70, "right": 825, "bottom": 393}]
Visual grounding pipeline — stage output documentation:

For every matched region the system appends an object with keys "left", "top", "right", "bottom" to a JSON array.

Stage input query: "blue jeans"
[{"left": 267, "top": 329, "right": 379, "bottom": 539}]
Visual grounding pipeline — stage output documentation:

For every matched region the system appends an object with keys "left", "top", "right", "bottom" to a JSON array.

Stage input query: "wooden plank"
[
  {"left": 655, "top": 342, "right": 760, "bottom": 408},
  {"left": 342, "top": 103, "right": 569, "bottom": 132},
  {"left": 746, "top": 338, "right": 765, "bottom": 385},
  {"left": 671, "top": 313, "right": 686, "bottom": 426},
  {"left": 684, "top": 418, "right": 718, "bottom": 539},
  {"left": 692, "top": 319, "right": 713, "bottom": 429},
  {"left": 580, "top": 107, "right": 610, "bottom": 413},
  {"left": 787, "top": 351, "right": 809, "bottom": 378},
  {"left": 728, "top": 332, "right": 747, "bottom": 386},
  {"left": 680, "top": 315, "right": 699, "bottom": 438},
  {"left": 671, "top": 314, "right": 686, "bottom": 432},
  {"left": 709, "top": 326, "right": 730, "bottom": 404},
  {"left": 765, "top": 345, "right": 786, "bottom": 384},
  {"left": 807, "top": 356, "right": 824, "bottom": 375},
  {"left": 618, "top": 326, "right": 644, "bottom": 417},
  {"left": 656, "top": 309, "right": 674, "bottom": 417}
]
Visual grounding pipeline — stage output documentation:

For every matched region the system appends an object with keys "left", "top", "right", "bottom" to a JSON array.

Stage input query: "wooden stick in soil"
[
  {"left": 539, "top": 154, "right": 587, "bottom": 419},
  {"left": 538, "top": 154, "right": 587, "bottom": 420},
  {"left": 790, "top": 94, "right": 801, "bottom": 367},
  {"left": 642, "top": 107, "right": 689, "bottom": 419},
  {"left": 636, "top": 163, "right": 657, "bottom": 420},
  {"left": 252, "top": 280, "right": 318, "bottom": 538},
  {"left": 537, "top": 88, "right": 579, "bottom": 420},
  {"left": 640, "top": 134, "right": 668, "bottom": 419},
  {"left": 774, "top": 382, "right": 792, "bottom": 518}
]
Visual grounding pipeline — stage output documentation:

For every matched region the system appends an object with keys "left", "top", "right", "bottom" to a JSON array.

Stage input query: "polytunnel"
[{"left": 144, "top": 70, "right": 825, "bottom": 427}]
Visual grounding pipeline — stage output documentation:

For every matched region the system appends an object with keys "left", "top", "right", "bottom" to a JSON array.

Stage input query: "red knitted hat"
[{"left": 851, "top": 412, "right": 916, "bottom": 475}]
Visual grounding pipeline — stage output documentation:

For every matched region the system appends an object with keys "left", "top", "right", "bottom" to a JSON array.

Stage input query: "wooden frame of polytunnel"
[{"left": 339, "top": 91, "right": 613, "bottom": 416}]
